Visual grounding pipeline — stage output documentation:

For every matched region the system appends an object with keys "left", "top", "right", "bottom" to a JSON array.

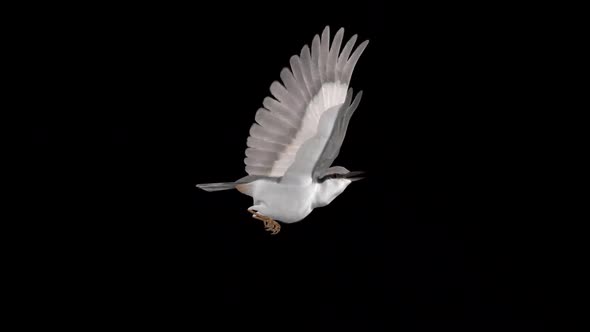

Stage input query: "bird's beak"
[{"left": 345, "top": 171, "right": 366, "bottom": 182}]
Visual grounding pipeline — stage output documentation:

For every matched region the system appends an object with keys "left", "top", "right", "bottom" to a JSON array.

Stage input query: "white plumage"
[{"left": 197, "top": 26, "right": 368, "bottom": 234}]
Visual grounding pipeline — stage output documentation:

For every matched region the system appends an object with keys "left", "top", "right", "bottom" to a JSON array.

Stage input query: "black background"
[{"left": 17, "top": 1, "right": 556, "bottom": 330}]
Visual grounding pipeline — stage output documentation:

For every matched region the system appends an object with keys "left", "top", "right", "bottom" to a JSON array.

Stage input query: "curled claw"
[
  {"left": 263, "top": 218, "right": 281, "bottom": 235},
  {"left": 247, "top": 209, "right": 281, "bottom": 235}
]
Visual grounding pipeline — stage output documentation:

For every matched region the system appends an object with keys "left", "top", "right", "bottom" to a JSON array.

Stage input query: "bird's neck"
[{"left": 313, "top": 179, "right": 351, "bottom": 208}]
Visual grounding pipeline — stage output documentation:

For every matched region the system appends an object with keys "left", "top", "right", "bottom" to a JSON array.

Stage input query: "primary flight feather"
[{"left": 196, "top": 26, "right": 368, "bottom": 234}]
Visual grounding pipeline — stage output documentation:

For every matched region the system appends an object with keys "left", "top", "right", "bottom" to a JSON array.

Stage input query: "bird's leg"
[{"left": 247, "top": 209, "right": 281, "bottom": 235}]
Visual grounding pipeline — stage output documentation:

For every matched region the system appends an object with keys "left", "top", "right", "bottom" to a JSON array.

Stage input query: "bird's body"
[
  {"left": 237, "top": 178, "right": 352, "bottom": 224},
  {"left": 196, "top": 26, "right": 368, "bottom": 233}
]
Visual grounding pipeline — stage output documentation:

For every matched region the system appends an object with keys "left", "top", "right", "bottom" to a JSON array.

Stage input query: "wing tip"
[
  {"left": 321, "top": 26, "right": 330, "bottom": 42},
  {"left": 356, "top": 39, "right": 370, "bottom": 52}
]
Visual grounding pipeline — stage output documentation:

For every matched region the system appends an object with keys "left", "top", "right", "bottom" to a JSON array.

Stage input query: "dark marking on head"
[{"left": 318, "top": 171, "right": 365, "bottom": 183}]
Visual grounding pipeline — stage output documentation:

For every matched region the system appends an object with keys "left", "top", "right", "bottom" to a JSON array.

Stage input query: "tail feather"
[{"left": 196, "top": 182, "right": 236, "bottom": 192}]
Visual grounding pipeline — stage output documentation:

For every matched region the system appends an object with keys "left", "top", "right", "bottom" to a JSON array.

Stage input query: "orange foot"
[{"left": 248, "top": 209, "right": 281, "bottom": 235}]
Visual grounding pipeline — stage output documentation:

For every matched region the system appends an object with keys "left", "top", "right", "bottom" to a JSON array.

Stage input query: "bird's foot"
[{"left": 248, "top": 209, "right": 281, "bottom": 235}]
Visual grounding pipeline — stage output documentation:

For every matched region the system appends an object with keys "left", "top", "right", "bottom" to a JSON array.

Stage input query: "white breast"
[{"left": 250, "top": 180, "right": 318, "bottom": 223}]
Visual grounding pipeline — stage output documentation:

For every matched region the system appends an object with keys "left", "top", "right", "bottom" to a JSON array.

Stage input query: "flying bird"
[{"left": 196, "top": 26, "right": 368, "bottom": 234}]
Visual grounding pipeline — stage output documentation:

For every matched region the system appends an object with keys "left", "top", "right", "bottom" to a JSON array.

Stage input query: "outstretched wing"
[{"left": 244, "top": 26, "right": 368, "bottom": 178}]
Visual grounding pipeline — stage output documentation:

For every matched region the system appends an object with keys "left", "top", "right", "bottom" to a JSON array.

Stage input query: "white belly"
[{"left": 249, "top": 180, "right": 317, "bottom": 223}]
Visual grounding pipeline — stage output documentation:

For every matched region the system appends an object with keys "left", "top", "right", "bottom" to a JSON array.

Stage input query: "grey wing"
[
  {"left": 280, "top": 88, "right": 363, "bottom": 183},
  {"left": 312, "top": 89, "right": 363, "bottom": 180},
  {"left": 244, "top": 26, "right": 368, "bottom": 178}
]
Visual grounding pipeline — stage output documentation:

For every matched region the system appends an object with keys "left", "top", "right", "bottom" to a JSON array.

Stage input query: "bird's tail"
[{"left": 196, "top": 182, "right": 237, "bottom": 192}]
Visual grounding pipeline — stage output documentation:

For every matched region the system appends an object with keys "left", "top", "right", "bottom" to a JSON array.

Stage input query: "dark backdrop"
[{"left": 18, "top": 1, "right": 553, "bottom": 330}]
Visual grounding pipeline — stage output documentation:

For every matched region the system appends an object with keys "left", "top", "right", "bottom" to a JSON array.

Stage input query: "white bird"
[{"left": 196, "top": 26, "right": 368, "bottom": 234}]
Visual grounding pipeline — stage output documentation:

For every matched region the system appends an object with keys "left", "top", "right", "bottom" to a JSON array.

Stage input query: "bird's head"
[{"left": 314, "top": 170, "right": 365, "bottom": 208}]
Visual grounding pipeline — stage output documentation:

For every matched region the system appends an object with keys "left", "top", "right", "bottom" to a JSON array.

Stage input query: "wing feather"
[
  {"left": 254, "top": 108, "right": 298, "bottom": 134},
  {"left": 318, "top": 26, "right": 330, "bottom": 83},
  {"left": 299, "top": 45, "right": 315, "bottom": 96},
  {"left": 310, "top": 35, "right": 321, "bottom": 88},
  {"left": 343, "top": 40, "right": 370, "bottom": 85},
  {"left": 336, "top": 34, "right": 357, "bottom": 82},
  {"left": 245, "top": 165, "right": 272, "bottom": 175},
  {"left": 289, "top": 55, "right": 311, "bottom": 100},
  {"left": 280, "top": 67, "right": 304, "bottom": 100},
  {"left": 247, "top": 136, "right": 285, "bottom": 152},
  {"left": 269, "top": 81, "right": 299, "bottom": 110},
  {"left": 262, "top": 97, "right": 300, "bottom": 126},
  {"left": 326, "top": 28, "right": 344, "bottom": 82},
  {"left": 249, "top": 123, "right": 292, "bottom": 145},
  {"left": 245, "top": 149, "right": 294, "bottom": 167}
]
